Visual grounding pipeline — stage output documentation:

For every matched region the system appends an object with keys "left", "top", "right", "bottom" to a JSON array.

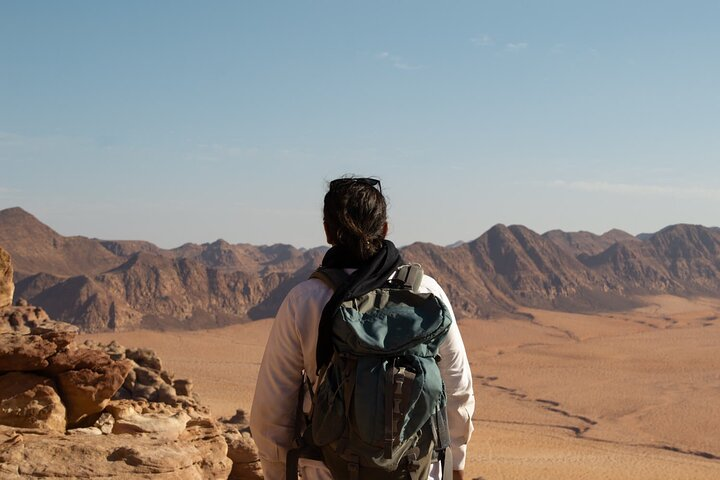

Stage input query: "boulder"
[
  {"left": 224, "top": 426, "right": 263, "bottom": 480},
  {"left": 131, "top": 365, "right": 175, "bottom": 403},
  {"left": 21, "top": 308, "right": 77, "bottom": 348},
  {"left": 1, "top": 306, "right": 73, "bottom": 374},
  {"left": 103, "top": 340, "right": 126, "bottom": 361},
  {"left": 0, "top": 305, "right": 74, "bottom": 338},
  {"left": 0, "top": 423, "right": 232, "bottom": 479},
  {"left": 0, "top": 372, "right": 66, "bottom": 432},
  {"left": 173, "top": 378, "right": 193, "bottom": 397},
  {"left": 126, "top": 347, "right": 163, "bottom": 371},
  {"left": 94, "top": 412, "right": 115, "bottom": 434},
  {"left": 0, "top": 247, "right": 13, "bottom": 308},
  {"left": 56, "top": 358, "right": 133, "bottom": 426},
  {"left": 182, "top": 417, "right": 236, "bottom": 479},
  {"left": 221, "top": 408, "right": 248, "bottom": 425},
  {"left": 46, "top": 345, "right": 116, "bottom": 374},
  {"left": 0, "top": 333, "right": 58, "bottom": 372},
  {"left": 107, "top": 400, "right": 190, "bottom": 440}
]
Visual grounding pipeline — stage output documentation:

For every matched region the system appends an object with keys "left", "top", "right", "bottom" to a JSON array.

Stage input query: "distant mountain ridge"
[
  {"left": 1, "top": 207, "right": 719, "bottom": 331},
  {"left": 0, "top": 208, "right": 325, "bottom": 331}
]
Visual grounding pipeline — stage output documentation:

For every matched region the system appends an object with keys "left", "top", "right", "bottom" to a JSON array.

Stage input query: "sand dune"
[{"left": 83, "top": 295, "right": 720, "bottom": 479}]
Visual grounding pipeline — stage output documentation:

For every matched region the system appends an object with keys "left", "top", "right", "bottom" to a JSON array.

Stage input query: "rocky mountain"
[
  {"left": 0, "top": 208, "right": 122, "bottom": 281},
  {"left": 2, "top": 208, "right": 323, "bottom": 331},
  {"left": 543, "top": 228, "right": 639, "bottom": 256},
  {"left": 577, "top": 241, "right": 675, "bottom": 293},
  {"left": 576, "top": 224, "right": 720, "bottom": 296},
  {"left": 2, "top": 207, "right": 720, "bottom": 330},
  {"left": 403, "top": 224, "right": 639, "bottom": 318}
]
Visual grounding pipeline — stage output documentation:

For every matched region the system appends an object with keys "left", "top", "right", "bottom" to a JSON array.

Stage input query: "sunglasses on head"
[{"left": 329, "top": 177, "right": 382, "bottom": 193}]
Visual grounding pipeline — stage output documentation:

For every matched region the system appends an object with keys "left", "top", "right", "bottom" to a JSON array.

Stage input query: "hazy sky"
[{"left": 1, "top": 1, "right": 719, "bottom": 248}]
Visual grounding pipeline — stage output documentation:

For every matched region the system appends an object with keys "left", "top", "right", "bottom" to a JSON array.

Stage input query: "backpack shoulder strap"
[
  {"left": 393, "top": 263, "right": 424, "bottom": 292},
  {"left": 309, "top": 267, "right": 350, "bottom": 292}
]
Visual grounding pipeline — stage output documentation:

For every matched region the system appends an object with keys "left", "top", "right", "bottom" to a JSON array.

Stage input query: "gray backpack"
[{"left": 287, "top": 264, "right": 454, "bottom": 480}]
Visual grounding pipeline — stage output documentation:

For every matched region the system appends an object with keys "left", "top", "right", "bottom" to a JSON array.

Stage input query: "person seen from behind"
[{"left": 250, "top": 176, "right": 475, "bottom": 479}]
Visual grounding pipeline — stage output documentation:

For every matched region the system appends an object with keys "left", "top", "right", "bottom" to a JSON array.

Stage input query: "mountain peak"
[
  {"left": 0, "top": 207, "right": 121, "bottom": 278},
  {"left": 0, "top": 206, "right": 51, "bottom": 228},
  {"left": 0, "top": 206, "right": 32, "bottom": 216}
]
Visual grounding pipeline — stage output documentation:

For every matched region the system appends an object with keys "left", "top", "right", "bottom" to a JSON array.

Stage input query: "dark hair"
[{"left": 323, "top": 176, "right": 387, "bottom": 261}]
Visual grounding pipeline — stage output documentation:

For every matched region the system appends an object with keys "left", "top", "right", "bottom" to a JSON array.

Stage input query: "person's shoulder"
[
  {"left": 417, "top": 272, "right": 444, "bottom": 296},
  {"left": 416, "top": 270, "right": 457, "bottom": 319},
  {"left": 284, "top": 275, "right": 334, "bottom": 304}
]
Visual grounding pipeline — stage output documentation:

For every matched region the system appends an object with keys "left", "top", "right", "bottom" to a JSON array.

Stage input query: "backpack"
[{"left": 287, "top": 264, "right": 454, "bottom": 480}]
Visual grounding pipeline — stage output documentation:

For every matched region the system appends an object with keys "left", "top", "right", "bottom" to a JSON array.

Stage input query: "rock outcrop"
[
  {"left": 0, "top": 372, "right": 66, "bottom": 432},
  {"left": 221, "top": 410, "right": 263, "bottom": 480},
  {"left": 0, "top": 247, "right": 13, "bottom": 308},
  {"left": 0, "top": 282, "right": 259, "bottom": 478}
]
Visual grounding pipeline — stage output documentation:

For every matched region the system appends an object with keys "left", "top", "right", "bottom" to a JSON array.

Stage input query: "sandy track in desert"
[{"left": 84, "top": 295, "right": 720, "bottom": 479}]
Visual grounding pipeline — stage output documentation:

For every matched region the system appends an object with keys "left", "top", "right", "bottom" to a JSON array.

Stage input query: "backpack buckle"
[{"left": 406, "top": 447, "right": 420, "bottom": 472}]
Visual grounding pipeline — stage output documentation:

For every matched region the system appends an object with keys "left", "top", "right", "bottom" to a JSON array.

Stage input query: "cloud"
[
  {"left": 504, "top": 42, "right": 528, "bottom": 52},
  {"left": 375, "top": 51, "right": 422, "bottom": 70},
  {"left": 548, "top": 180, "right": 720, "bottom": 201},
  {"left": 470, "top": 34, "right": 494, "bottom": 47}
]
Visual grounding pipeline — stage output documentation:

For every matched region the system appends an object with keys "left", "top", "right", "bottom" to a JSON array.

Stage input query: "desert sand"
[{"left": 83, "top": 295, "right": 720, "bottom": 479}]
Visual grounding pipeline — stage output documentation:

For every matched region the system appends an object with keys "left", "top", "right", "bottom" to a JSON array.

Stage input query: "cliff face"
[
  {"left": 648, "top": 224, "right": 720, "bottom": 292},
  {"left": 2, "top": 207, "right": 720, "bottom": 330},
  {"left": 4, "top": 208, "right": 324, "bottom": 332},
  {"left": 0, "top": 247, "right": 13, "bottom": 308},
  {"left": 404, "top": 224, "right": 638, "bottom": 317},
  {"left": 15, "top": 250, "right": 323, "bottom": 332}
]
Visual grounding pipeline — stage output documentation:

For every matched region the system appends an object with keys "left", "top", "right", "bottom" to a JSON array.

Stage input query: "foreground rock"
[
  {"left": 0, "top": 307, "right": 239, "bottom": 478},
  {"left": 0, "top": 304, "right": 76, "bottom": 371},
  {"left": 0, "top": 413, "right": 231, "bottom": 479},
  {"left": 56, "top": 355, "right": 134, "bottom": 425},
  {"left": 0, "top": 372, "right": 66, "bottom": 432},
  {"left": 0, "top": 247, "right": 12, "bottom": 308},
  {"left": 0, "top": 249, "right": 261, "bottom": 478},
  {"left": 223, "top": 424, "right": 263, "bottom": 480}
]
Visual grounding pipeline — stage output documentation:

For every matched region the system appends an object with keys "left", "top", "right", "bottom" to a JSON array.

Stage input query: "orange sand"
[{"left": 84, "top": 295, "right": 720, "bottom": 479}]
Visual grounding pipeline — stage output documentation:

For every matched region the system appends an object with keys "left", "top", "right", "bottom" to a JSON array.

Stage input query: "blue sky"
[{"left": 1, "top": 1, "right": 719, "bottom": 248}]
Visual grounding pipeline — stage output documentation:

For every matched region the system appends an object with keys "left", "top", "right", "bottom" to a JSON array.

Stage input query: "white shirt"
[{"left": 250, "top": 271, "right": 475, "bottom": 480}]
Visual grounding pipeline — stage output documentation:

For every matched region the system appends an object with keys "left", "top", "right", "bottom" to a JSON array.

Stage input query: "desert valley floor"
[{"left": 83, "top": 295, "right": 720, "bottom": 480}]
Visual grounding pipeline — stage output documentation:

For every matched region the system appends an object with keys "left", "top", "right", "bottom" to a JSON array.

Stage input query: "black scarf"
[{"left": 315, "top": 240, "right": 402, "bottom": 372}]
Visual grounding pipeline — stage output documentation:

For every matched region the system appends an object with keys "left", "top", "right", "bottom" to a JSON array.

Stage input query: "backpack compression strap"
[
  {"left": 311, "top": 263, "right": 424, "bottom": 292},
  {"left": 392, "top": 263, "right": 424, "bottom": 292},
  {"left": 431, "top": 407, "right": 454, "bottom": 480}
]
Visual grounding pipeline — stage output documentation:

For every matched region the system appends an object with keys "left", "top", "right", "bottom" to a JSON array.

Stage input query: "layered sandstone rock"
[
  {"left": 0, "top": 247, "right": 12, "bottom": 308},
  {"left": 56, "top": 357, "right": 133, "bottom": 425},
  {"left": 0, "top": 296, "right": 253, "bottom": 478},
  {"left": 0, "top": 418, "right": 232, "bottom": 479},
  {"left": 224, "top": 426, "right": 263, "bottom": 480},
  {"left": 0, "top": 372, "right": 66, "bottom": 432}
]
